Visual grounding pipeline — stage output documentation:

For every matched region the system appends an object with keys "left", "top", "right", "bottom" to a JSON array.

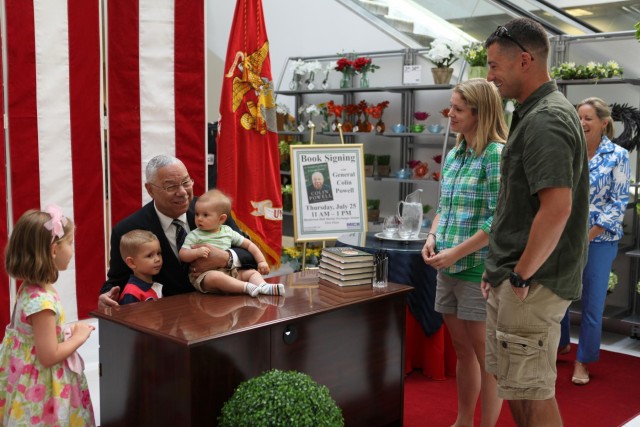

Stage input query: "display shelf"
[
  {"left": 569, "top": 300, "right": 629, "bottom": 320},
  {"left": 365, "top": 176, "right": 440, "bottom": 185},
  {"left": 275, "top": 83, "right": 455, "bottom": 96},
  {"left": 276, "top": 49, "right": 459, "bottom": 245},
  {"left": 555, "top": 78, "right": 640, "bottom": 86}
]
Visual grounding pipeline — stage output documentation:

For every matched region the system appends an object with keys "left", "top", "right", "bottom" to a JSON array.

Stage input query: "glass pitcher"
[{"left": 398, "top": 189, "right": 423, "bottom": 238}]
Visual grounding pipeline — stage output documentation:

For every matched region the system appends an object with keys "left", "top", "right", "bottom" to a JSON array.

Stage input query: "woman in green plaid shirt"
[{"left": 422, "top": 78, "right": 508, "bottom": 427}]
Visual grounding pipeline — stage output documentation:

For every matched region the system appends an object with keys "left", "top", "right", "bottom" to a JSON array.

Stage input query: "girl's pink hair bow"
[{"left": 43, "top": 204, "right": 68, "bottom": 241}]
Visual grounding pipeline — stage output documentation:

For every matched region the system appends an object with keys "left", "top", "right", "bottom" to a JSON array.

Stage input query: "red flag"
[{"left": 218, "top": 0, "right": 282, "bottom": 266}]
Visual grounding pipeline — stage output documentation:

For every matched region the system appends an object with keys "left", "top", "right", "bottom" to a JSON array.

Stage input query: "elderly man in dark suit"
[{"left": 99, "top": 154, "right": 255, "bottom": 307}]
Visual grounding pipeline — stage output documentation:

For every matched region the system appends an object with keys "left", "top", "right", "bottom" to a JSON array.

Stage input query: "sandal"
[{"left": 572, "top": 361, "right": 590, "bottom": 385}]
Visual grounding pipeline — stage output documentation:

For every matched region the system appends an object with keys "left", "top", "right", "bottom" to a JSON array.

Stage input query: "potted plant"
[
  {"left": 462, "top": 42, "right": 488, "bottom": 79},
  {"left": 376, "top": 154, "right": 391, "bottom": 177},
  {"left": 279, "top": 140, "right": 291, "bottom": 171},
  {"left": 367, "top": 199, "right": 380, "bottom": 222},
  {"left": 364, "top": 153, "right": 375, "bottom": 177},
  {"left": 425, "top": 38, "right": 464, "bottom": 84},
  {"left": 218, "top": 369, "right": 344, "bottom": 427},
  {"left": 282, "top": 184, "right": 293, "bottom": 212}
]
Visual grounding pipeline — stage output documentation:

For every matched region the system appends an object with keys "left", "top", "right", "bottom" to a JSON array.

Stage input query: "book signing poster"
[{"left": 290, "top": 144, "right": 367, "bottom": 241}]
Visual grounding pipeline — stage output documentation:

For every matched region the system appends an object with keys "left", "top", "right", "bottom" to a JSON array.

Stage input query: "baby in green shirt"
[{"left": 179, "top": 189, "right": 284, "bottom": 297}]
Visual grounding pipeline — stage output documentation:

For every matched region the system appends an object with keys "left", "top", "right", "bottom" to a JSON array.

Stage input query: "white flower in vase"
[
  {"left": 288, "top": 59, "right": 306, "bottom": 90},
  {"left": 304, "top": 60, "right": 323, "bottom": 90},
  {"left": 305, "top": 104, "right": 320, "bottom": 129},
  {"left": 322, "top": 61, "right": 337, "bottom": 89},
  {"left": 426, "top": 38, "right": 464, "bottom": 68}
]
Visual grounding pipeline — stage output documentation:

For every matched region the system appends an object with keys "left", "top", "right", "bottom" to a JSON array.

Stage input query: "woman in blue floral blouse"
[{"left": 559, "top": 97, "right": 630, "bottom": 385}]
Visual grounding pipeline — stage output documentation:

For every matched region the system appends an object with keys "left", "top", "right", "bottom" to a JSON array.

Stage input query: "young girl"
[{"left": 0, "top": 206, "right": 96, "bottom": 425}]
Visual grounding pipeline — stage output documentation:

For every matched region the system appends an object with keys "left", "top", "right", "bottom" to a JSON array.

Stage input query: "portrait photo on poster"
[{"left": 304, "top": 163, "right": 334, "bottom": 204}]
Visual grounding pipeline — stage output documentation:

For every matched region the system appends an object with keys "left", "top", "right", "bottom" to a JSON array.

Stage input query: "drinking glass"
[
  {"left": 382, "top": 215, "right": 400, "bottom": 238},
  {"left": 397, "top": 220, "right": 412, "bottom": 239}
]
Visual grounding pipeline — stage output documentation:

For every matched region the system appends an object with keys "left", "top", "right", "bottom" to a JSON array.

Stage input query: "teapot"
[{"left": 397, "top": 189, "right": 423, "bottom": 238}]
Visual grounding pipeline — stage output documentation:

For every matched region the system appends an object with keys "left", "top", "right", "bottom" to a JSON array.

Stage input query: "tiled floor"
[{"left": 79, "top": 319, "right": 640, "bottom": 426}]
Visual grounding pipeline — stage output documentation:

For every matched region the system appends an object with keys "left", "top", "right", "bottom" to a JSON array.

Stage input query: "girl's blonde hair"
[
  {"left": 453, "top": 78, "right": 509, "bottom": 154},
  {"left": 5, "top": 209, "right": 74, "bottom": 284},
  {"left": 576, "top": 97, "right": 614, "bottom": 140}
]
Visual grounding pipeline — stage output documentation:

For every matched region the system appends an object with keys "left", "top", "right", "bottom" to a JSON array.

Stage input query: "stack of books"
[{"left": 318, "top": 247, "right": 375, "bottom": 289}]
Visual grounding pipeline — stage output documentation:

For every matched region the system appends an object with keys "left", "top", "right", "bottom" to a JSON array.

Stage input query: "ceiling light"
[{"left": 566, "top": 8, "right": 593, "bottom": 17}]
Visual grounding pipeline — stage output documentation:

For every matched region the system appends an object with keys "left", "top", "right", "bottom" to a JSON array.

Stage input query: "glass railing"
[{"left": 340, "top": 0, "right": 640, "bottom": 46}]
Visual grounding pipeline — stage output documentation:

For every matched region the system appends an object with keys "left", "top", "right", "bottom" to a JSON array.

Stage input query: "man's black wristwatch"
[
  {"left": 225, "top": 249, "right": 234, "bottom": 269},
  {"left": 509, "top": 271, "right": 531, "bottom": 288}
]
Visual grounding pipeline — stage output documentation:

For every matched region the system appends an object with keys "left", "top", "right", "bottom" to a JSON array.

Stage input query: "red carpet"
[{"left": 404, "top": 347, "right": 640, "bottom": 426}]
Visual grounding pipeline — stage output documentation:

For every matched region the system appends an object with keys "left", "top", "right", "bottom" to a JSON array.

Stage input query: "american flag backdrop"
[
  {"left": 3, "top": 0, "right": 104, "bottom": 325},
  {"left": 107, "top": 0, "right": 206, "bottom": 225},
  {"left": 0, "top": 0, "right": 206, "bottom": 326},
  {"left": 0, "top": 24, "right": 8, "bottom": 326}
]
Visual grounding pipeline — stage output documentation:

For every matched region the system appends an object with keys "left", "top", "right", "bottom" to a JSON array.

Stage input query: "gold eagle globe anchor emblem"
[{"left": 224, "top": 41, "right": 277, "bottom": 135}]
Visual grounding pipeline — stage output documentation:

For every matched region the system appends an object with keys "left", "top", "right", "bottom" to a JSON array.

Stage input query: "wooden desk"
[{"left": 92, "top": 271, "right": 411, "bottom": 426}]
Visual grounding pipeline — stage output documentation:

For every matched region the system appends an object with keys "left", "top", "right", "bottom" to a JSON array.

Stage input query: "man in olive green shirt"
[{"left": 481, "top": 18, "right": 589, "bottom": 427}]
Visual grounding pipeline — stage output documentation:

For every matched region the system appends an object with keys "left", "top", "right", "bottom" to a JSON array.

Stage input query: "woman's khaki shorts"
[
  {"left": 485, "top": 280, "right": 570, "bottom": 400},
  {"left": 435, "top": 272, "right": 487, "bottom": 321}
]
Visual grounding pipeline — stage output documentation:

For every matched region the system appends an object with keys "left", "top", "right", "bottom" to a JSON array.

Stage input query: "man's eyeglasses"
[
  {"left": 150, "top": 177, "right": 194, "bottom": 193},
  {"left": 493, "top": 26, "right": 534, "bottom": 61}
]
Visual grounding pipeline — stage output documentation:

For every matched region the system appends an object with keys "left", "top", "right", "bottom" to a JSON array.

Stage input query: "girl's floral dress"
[{"left": 0, "top": 283, "right": 95, "bottom": 426}]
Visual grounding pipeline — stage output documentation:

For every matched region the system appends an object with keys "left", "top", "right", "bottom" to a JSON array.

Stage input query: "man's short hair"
[
  {"left": 120, "top": 229, "right": 159, "bottom": 260},
  {"left": 485, "top": 17, "right": 549, "bottom": 61},
  {"left": 145, "top": 154, "right": 182, "bottom": 183}
]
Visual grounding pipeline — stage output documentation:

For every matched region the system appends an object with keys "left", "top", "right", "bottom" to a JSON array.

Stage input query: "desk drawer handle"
[{"left": 283, "top": 325, "right": 298, "bottom": 345}]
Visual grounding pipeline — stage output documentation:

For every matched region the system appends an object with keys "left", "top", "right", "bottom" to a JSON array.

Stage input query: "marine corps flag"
[{"left": 218, "top": 0, "right": 282, "bottom": 266}]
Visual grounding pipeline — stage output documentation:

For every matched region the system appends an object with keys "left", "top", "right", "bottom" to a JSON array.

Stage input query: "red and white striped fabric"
[
  {"left": 107, "top": 0, "right": 206, "bottom": 225},
  {"left": 0, "top": 28, "right": 8, "bottom": 327},
  {"left": 3, "top": 0, "right": 104, "bottom": 323}
]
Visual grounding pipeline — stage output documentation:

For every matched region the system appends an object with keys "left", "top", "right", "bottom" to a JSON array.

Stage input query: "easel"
[{"left": 298, "top": 120, "right": 346, "bottom": 270}]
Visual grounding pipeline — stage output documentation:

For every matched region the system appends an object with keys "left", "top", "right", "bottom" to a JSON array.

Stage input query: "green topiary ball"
[{"left": 218, "top": 369, "right": 344, "bottom": 427}]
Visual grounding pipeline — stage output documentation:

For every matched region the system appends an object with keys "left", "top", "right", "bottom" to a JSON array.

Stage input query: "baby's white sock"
[
  {"left": 258, "top": 283, "right": 285, "bottom": 296},
  {"left": 244, "top": 282, "right": 260, "bottom": 297}
]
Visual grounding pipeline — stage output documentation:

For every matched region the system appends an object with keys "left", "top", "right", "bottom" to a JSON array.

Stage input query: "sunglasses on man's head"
[{"left": 492, "top": 26, "right": 534, "bottom": 61}]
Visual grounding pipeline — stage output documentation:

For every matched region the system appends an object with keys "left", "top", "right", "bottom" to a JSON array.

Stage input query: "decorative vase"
[
  {"left": 467, "top": 65, "right": 488, "bottom": 80},
  {"left": 340, "top": 72, "right": 351, "bottom": 89},
  {"left": 359, "top": 71, "right": 369, "bottom": 88},
  {"left": 411, "top": 124, "right": 425, "bottom": 133},
  {"left": 289, "top": 74, "right": 302, "bottom": 90},
  {"left": 364, "top": 165, "right": 374, "bottom": 177},
  {"left": 360, "top": 120, "right": 372, "bottom": 133},
  {"left": 431, "top": 67, "right": 454, "bottom": 85},
  {"left": 342, "top": 120, "right": 353, "bottom": 132},
  {"left": 375, "top": 120, "right": 385, "bottom": 134}
]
